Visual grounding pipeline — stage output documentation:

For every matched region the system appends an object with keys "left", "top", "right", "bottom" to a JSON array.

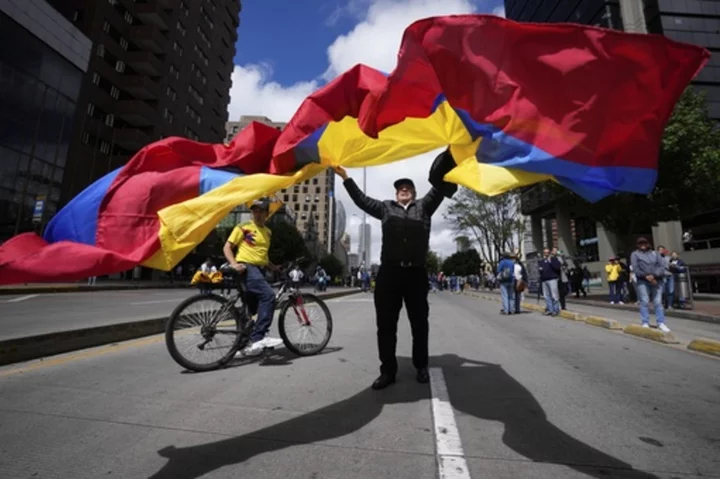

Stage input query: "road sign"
[{"left": 32, "top": 198, "right": 45, "bottom": 223}]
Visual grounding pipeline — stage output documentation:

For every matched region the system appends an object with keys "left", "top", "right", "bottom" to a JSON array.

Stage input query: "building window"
[
  {"left": 115, "top": 61, "right": 125, "bottom": 73},
  {"left": 177, "top": 21, "right": 186, "bottom": 36},
  {"left": 173, "top": 41, "right": 183, "bottom": 56},
  {"left": 103, "top": 21, "right": 110, "bottom": 33},
  {"left": 96, "top": 44, "right": 105, "bottom": 57},
  {"left": 92, "top": 73, "right": 100, "bottom": 85},
  {"left": 100, "top": 141, "right": 110, "bottom": 155},
  {"left": 119, "top": 37, "right": 128, "bottom": 50},
  {"left": 312, "top": 178, "right": 318, "bottom": 185},
  {"left": 105, "top": 114, "right": 114, "bottom": 127},
  {"left": 87, "top": 103, "right": 95, "bottom": 115},
  {"left": 283, "top": 194, "right": 289, "bottom": 202},
  {"left": 315, "top": 195, "right": 319, "bottom": 202},
  {"left": 305, "top": 195, "right": 310, "bottom": 202},
  {"left": 302, "top": 186, "right": 308, "bottom": 193},
  {"left": 166, "top": 86, "right": 176, "bottom": 100},
  {"left": 108, "top": 0, "right": 117, "bottom": 5},
  {"left": 124, "top": 12, "right": 133, "bottom": 24},
  {"left": 82, "top": 132, "right": 90, "bottom": 144},
  {"left": 110, "top": 86, "right": 120, "bottom": 99}
]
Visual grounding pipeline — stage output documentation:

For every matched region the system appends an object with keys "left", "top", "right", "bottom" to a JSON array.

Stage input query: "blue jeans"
[
  {"left": 542, "top": 279, "right": 560, "bottom": 314},
  {"left": 245, "top": 265, "right": 276, "bottom": 342},
  {"left": 500, "top": 282, "right": 515, "bottom": 313},
  {"left": 608, "top": 281, "right": 619, "bottom": 302},
  {"left": 636, "top": 279, "right": 665, "bottom": 325},
  {"left": 664, "top": 275, "right": 675, "bottom": 308}
]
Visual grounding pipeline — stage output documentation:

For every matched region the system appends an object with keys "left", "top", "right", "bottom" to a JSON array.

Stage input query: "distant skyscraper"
[
  {"left": 455, "top": 236, "right": 470, "bottom": 253},
  {"left": 334, "top": 200, "right": 347, "bottom": 243},
  {"left": 358, "top": 223, "right": 371, "bottom": 266}
]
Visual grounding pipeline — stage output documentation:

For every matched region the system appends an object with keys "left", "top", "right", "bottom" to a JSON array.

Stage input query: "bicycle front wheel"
[
  {"left": 165, "top": 294, "right": 246, "bottom": 372},
  {"left": 278, "top": 293, "right": 333, "bottom": 356}
]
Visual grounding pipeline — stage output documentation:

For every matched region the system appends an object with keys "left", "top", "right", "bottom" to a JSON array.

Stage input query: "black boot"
[
  {"left": 372, "top": 374, "right": 396, "bottom": 390},
  {"left": 416, "top": 368, "right": 429, "bottom": 384}
]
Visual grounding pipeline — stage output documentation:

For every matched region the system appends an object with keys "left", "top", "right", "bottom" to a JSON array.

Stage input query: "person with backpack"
[
  {"left": 497, "top": 252, "right": 516, "bottom": 314},
  {"left": 513, "top": 254, "right": 528, "bottom": 313}
]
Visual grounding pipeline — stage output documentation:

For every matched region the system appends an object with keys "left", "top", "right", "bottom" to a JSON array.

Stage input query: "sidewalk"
[
  {"left": 0, "top": 280, "right": 189, "bottom": 295},
  {"left": 514, "top": 288, "right": 720, "bottom": 324}
]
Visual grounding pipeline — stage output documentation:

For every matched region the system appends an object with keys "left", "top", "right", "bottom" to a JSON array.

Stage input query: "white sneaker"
[
  {"left": 642, "top": 323, "right": 650, "bottom": 328},
  {"left": 619, "top": 301, "right": 625, "bottom": 305},
  {"left": 237, "top": 341, "right": 263, "bottom": 357},
  {"left": 259, "top": 336, "right": 284, "bottom": 349},
  {"left": 658, "top": 323, "right": 671, "bottom": 333},
  {"left": 610, "top": 301, "right": 615, "bottom": 305}
]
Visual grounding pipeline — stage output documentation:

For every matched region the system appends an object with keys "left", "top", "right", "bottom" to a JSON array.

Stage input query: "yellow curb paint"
[
  {"left": 584, "top": 316, "right": 623, "bottom": 330},
  {"left": 0, "top": 334, "right": 165, "bottom": 378},
  {"left": 687, "top": 338, "right": 720, "bottom": 357},
  {"left": 558, "top": 310, "right": 582, "bottom": 321},
  {"left": 623, "top": 324, "right": 679, "bottom": 344}
]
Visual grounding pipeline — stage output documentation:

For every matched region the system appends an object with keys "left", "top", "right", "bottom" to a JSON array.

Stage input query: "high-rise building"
[
  {"left": 358, "top": 223, "right": 371, "bottom": 266},
  {"left": 455, "top": 236, "right": 470, "bottom": 253},
  {"left": 0, "top": 0, "right": 92, "bottom": 240},
  {"left": 226, "top": 115, "right": 336, "bottom": 253},
  {"left": 47, "top": 0, "right": 241, "bottom": 206},
  {"left": 504, "top": 0, "right": 719, "bottom": 119}
]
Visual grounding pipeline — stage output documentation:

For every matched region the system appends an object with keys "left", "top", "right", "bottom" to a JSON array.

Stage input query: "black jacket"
[{"left": 343, "top": 179, "right": 444, "bottom": 267}]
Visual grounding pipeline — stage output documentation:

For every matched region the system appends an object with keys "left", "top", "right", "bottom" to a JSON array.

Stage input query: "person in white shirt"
[
  {"left": 513, "top": 254, "right": 527, "bottom": 313},
  {"left": 289, "top": 266, "right": 303, "bottom": 289}
]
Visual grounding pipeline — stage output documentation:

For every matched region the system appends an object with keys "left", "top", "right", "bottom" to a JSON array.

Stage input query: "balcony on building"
[
  {"left": 129, "top": 25, "right": 167, "bottom": 53},
  {"left": 133, "top": 2, "right": 170, "bottom": 30},
  {"left": 114, "top": 128, "right": 152, "bottom": 151},
  {"left": 118, "top": 75, "right": 160, "bottom": 100},
  {"left": 115, "top": 100, "right": 157, "bottom": 127},
  {"left": 125, "top": 51, "right": 163, "bottom": 76}
]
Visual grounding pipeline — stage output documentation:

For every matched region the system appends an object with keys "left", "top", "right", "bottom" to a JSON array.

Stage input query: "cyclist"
[{"left": 222, "top": 198, "right": 283, "bottom": 357}]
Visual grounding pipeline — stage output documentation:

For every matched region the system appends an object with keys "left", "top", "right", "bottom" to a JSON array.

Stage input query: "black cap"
[
  {"left": 250, "top": 198, "right": 269, "bottom": 211},
  {"left": 393, "top": 178, "right": 415, "bottom": 190}
]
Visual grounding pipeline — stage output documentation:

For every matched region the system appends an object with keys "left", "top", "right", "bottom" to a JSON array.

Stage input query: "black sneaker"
[
  {"left": 371, "top": 374, "right": 396, "bottom": 390},
  {"left": 416, "top": 368, "right": 429, "bottom": 384}
]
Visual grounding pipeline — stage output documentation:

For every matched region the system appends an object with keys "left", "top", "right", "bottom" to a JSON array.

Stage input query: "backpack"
[{"left": 498, "top": 262, "right": 512, "bottom": 282}]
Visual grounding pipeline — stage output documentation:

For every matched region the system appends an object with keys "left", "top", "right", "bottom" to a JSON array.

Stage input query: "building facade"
[
  {"left": 0, "top": 0, "right": 91, "bottom": 241},
  {"left": 506, "top": 0, "right": 720, "bottom": 292},
  {"left": 47, "top": 0, "right": 241, "bottom": 206},
  {"left": 226, "top": 115, "right": 336, "bottom": 254},
  {"left": 358, "top": 222, "right": 372, "bottom": 266}
]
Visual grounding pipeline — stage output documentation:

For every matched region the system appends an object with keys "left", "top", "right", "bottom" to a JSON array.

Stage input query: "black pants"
[
  {"left": 559, "top": 281, "right": 568, "bottom": 309},
  {"left": 374, "top": 265, "right": 429, "bottom": 377}
]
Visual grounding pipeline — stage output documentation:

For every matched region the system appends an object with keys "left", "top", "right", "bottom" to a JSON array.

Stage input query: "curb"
[
  {"left": 0, "top": 289, "right": 360, "bottom": 367},
  {"left": 622, "top": 324, "right": 680, "bottom": 344},
  {"left": 583, "top": 316, "right": 622, "bottom": 330},
  {"left": 687, "top": 338, "right": 720, "bottom": 357}
]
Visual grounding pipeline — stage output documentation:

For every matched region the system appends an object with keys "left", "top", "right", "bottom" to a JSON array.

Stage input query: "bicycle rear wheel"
[
  {"left": 165, "top": 294, "right": 247, "bottom": 372},
  {"left": 278, "top": 293, "right": 333, "bottom": 356}
]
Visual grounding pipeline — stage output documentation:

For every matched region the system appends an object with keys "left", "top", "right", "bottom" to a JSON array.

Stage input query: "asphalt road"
[
  {"left": 0, "top": 292, "right": 718, "bottom": 478},
  {"left": 0, "top": 287, "right": 335, "bottom": 340}
]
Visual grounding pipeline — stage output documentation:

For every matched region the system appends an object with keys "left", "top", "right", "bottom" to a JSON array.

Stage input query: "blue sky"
[
  {"left": 226, "top": 0, "right": 506, "bottom": 260},
  {"left": 232, "top": 0, "right": 505, "bottom": 87}
]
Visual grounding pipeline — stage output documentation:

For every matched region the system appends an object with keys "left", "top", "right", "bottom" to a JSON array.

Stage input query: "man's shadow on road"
[{"left": 150, "top": 354, "right": 658, "bottom": 479}]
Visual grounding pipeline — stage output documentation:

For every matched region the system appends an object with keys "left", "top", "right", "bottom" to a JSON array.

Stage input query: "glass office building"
[{"left": 0, "top": 0, "right": 91, "bottom": 241}]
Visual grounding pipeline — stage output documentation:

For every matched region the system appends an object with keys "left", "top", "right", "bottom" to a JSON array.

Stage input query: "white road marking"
[
  {"left": 5, "top": 294, "right": 39, "bottom": 303},
  {"left": 129, "top": 299, "right": 180, "bottom": 305},
  {"left": 429, "top": 367, "right": 472, "bottom": 479}
]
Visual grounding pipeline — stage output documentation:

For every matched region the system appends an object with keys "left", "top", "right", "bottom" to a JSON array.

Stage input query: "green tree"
[
  {"left": 319, "top": 254, "right": 344, "bottom": 278},
  {"left": 426, "top": 250, "right": 441, "bottom": 274},
  {"left": 267, "top": 221, "right": 310, "bottom": 267},
  {"left": 582, "top": 88, "right": 720, "bottom": 252},
  {"left": 441, "top": 248, "right": 482, "bottom": 276},
  {"left": 444, "top": 189, "right": 525, "bottom": 268}
]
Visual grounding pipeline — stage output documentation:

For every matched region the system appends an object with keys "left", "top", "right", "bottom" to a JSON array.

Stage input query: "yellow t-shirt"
[
  {"left": 227, "top": 221, "right": 272, "bottom": 266},
  {"left": 605, "top": 263, "right": 621, "bottom": 282}
]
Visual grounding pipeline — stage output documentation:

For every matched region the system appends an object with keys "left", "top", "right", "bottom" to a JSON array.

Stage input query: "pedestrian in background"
[
  {"left": 538, "top": 248, "right": 561, "bottom": 316},
  {"left": 513, "top": 253, "right": 527, "bottom": 313},
  {"left": 497, "top": 252, "right": 516, "bottom": 314},
  {"left": 631, "top": 237, "right": 670, "bottom": 332},
  {"left": 605, "top": 257, "right": 622, "bottom": 304}
]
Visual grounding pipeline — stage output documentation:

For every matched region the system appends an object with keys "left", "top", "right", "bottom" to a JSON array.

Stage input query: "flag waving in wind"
[{"left": 0, "top": 15, "right": 709, "bottom": 285}]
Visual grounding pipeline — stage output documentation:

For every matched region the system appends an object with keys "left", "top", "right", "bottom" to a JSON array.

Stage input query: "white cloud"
[
  {"left": 226, "top": 0, "right": 491, "bottom": 262},
  {"left": 324, "top": 0, "right": 477, "bottom": 79},
  {"left": 492, "top": 5, "right": 506, "bottom": 18}
]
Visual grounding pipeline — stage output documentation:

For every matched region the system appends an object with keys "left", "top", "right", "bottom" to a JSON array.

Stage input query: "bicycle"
[{"left": 165, "top": 258, "right": 333, "bottom": 372}]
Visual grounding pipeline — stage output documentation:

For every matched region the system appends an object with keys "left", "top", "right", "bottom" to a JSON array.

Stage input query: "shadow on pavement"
[
  {"left": 151, "top": 354, "right": 658, "bottom": 479},
  {"left": 179, "top": 347, "right": 344, "bottom": 374}
]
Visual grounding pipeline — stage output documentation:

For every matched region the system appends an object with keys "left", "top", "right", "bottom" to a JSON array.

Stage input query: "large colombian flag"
[{"left": 0, "top": 15, "right": 709, "bottom": 284}]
